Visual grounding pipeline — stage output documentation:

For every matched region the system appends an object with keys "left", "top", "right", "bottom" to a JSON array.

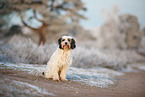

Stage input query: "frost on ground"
[
  {"left": 0, "top": 62, "right": 123, "bottom": 88},
  {"left": 0, "top": 78, "right": 56, "bottom": 97},
  {"left": 67, "top": 67, "right": 123, "bottom": 88}
]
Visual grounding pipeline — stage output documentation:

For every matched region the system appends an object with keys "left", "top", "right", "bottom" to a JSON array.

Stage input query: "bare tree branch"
[
  {"left": 33, "top": 10, "right": 44, "bottom": 23},
  {"left": 20, "top": 14, "right": 39, "bottom": 32}
]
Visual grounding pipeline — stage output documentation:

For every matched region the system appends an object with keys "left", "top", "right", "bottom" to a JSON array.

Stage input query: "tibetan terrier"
[{"left": 42, "top": 36, "right": 76, "bottom": 81}]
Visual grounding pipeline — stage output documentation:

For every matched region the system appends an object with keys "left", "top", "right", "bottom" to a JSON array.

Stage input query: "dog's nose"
[{"left": 65, "top": 42, "right": 68, "bottom": 45}]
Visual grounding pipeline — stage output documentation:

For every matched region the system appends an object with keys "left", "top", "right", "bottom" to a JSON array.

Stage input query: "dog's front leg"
[
  {"left": 52, "top": 66, "right": 60, "bottom": 81},
  {"left": 60, "top": 66, "right": 68, "bottom": 82}
]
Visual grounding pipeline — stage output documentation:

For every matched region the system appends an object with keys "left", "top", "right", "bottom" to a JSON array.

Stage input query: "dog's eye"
[
  {"left": 62, "top": 39, "right": 65, "bottom": 41},
  {"left": 68, "top": 39, "right": 70, "bottom": 41}
]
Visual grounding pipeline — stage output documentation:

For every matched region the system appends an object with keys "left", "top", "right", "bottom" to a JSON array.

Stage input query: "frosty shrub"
[
  {"left": 0, "top": 35, "right": 57, "bottom": 64},
  {"left": 0, "top": 35, "right": 144, "bottom": 70},
  {"left": 72, "top": 46, "right": 145, "bottom": 70}
]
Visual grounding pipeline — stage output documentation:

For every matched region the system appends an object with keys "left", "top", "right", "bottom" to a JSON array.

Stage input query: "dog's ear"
[
  {"left": 58, "top": 37, "right": 63, "bottom": 49},
  {"left": 71, "top": 38, "right": 76, "bottom": 49}
]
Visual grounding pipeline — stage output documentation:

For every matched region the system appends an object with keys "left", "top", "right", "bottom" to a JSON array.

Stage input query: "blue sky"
[{"left": 80, "top": 0, "right": 145, "bottom": 28}]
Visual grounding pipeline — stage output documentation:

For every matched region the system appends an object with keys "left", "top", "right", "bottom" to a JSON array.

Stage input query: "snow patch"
[
  {"left": 138, "top": 65, "right": 145, "bottom": 71},
  {"left": 67, "top": 67, "right": 123, "bottom": 88},
  {"left": 12, "top": 80, "right": 56, "bottom": 96},
  {"left": 0, "top": 62, "right": 46, "bottom": 76},
  {"left": 0, "top": 78, "right": 56, "bottom": 97}
]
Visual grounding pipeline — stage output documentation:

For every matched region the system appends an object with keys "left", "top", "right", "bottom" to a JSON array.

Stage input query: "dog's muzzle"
[{"left": 62, "top": 42, "right": 70, "bottom": 49}]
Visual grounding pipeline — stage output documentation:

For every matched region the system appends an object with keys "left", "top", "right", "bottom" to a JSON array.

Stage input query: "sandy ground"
[{"left": 0, "top": 69, "right": 145, "bottom": 97}]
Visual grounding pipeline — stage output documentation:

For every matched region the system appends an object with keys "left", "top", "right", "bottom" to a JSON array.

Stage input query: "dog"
[{"left": 42, "top": 36, "right": 76, "bottom": 81}]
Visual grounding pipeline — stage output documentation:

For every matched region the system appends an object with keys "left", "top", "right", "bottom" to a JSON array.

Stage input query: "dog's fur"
[{"left": 42, "top": 36, "right": 76, "bottom": 81}]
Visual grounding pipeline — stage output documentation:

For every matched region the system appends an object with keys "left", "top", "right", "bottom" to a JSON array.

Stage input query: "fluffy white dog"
[{"left": 42, "top": 36, "right": 76, "bottom": 81}]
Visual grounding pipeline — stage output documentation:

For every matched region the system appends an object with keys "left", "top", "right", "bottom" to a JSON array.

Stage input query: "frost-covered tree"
[{"left": 0, "top": 0, "right": 86, "bottom": 45}]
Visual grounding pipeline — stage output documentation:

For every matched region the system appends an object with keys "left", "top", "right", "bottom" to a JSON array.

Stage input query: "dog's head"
[{"left": 58, "top": 36, "right": 76, "bottom": 50}]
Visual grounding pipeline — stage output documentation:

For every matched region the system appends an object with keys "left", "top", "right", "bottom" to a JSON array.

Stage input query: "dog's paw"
[
  {"left": 53, "top": 78, "right": 60, "bottom": 82},
  {"left": 61, "top": 78, "right": 68, "bottom": 82}
]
